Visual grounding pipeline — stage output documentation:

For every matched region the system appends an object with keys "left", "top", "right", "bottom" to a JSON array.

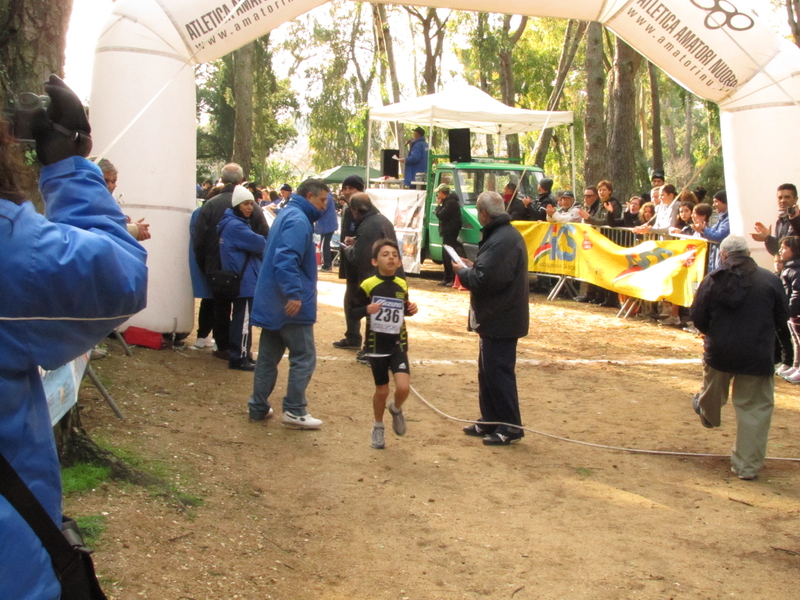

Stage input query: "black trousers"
[
  {"left": 342, "top": 272, "right": 363, "bottom": 344},
  {"left": 229, "top": 297, "right": 253, "bottom": 362},
  {"left": 212, "top": 297, "right": 233, "bottom": 352},
  {"left": 478, "top": 336, "right": 523, "bottom": 435},
  {"left": 441, "top": 234, "right": 463, "bottom": 283},
  {"left": 197, "top": 298, "right": 214, "bottom": 339}
]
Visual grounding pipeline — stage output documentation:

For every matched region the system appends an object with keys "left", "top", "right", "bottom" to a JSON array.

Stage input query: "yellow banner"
[{"left": 513, "top": 222, "right": 707, "bottom": 307}]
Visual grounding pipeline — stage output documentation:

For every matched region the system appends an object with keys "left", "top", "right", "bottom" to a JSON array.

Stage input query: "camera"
[{"left": 4, "top": 92, "right": 49, "bottom": 143}]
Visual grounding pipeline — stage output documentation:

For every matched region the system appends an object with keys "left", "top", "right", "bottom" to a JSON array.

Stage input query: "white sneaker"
[
  {"left": 282, "top": 412, "right": 323, "bottom": 429},
  {"left": 371, "top": 425, "right": 385, "bottom": 449},
  {"left": 775, "top": 364, "right": 794, "bottom": 377},
  {"left": 388, "top": 402, "right": 406, "bottom": 436},
  {"left": 780, "top": 367, "right": 798, "bottom": 381},
  {"left": 193, "top": 335, "right": 215, "bottom": 348},
  {"left": 660, "top": 316, "right": 681, "bottom": 326},
  {"left": 784, "top": 370, "right": 800, "bottom": 384}
]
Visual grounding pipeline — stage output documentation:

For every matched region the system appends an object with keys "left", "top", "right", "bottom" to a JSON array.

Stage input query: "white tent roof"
[{"left": 369, "top": 85, "right": 573, "bottom": 135}]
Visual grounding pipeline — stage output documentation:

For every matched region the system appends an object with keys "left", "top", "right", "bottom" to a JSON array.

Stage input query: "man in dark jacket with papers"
[{"left": 456, "top": 191, "right": 529, "bottom": 446}]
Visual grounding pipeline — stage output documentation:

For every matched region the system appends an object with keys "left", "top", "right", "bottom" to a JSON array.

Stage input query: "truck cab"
[{"left": 425, "top": 158, "right": 545, "bottom": 262}]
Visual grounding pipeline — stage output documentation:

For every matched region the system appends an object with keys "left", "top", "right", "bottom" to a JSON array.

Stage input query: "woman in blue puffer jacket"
[{"left": 218, "top": 185, "right": 267, "bottom": 370}]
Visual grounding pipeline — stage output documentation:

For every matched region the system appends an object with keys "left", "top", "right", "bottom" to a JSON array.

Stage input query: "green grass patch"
[
  {"left": 575, "top": 467, "right": 594, "bottom": 477},
  {"left": 94, "top": 436, "right": 204, "bottom": 514},
  {"left": 75, "top": 514, "right": 108, "bottom": 547},
  {"left": 62, "top": 463, "right": 111, "bottom": 495}
]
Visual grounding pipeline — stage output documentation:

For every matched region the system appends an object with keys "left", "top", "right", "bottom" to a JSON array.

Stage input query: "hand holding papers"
[{"left": 444, "top": 245, "right": 466, "bottom": 269}]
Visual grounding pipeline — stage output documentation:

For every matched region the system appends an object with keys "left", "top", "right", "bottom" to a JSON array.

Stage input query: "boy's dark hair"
[
  {"left": 693, "top": 203, "right": 713, "bottom": 219},
  {"left": 780, "top": 236, "right": 800, "bottom": 257},
  {"left": 372, "top": 238, "right": 399, "bottom": 260},
  {"left": 778, "top": 183, "right": 798, "bottom": 197}
]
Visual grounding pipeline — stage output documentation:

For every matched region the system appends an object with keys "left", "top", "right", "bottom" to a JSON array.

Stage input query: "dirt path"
[{"left": 71, "top": 269, "right": 800, "bottom": 599}]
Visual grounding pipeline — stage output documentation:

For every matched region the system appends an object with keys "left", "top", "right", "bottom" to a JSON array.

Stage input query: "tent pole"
[
  {"left": 570, "top": 124, "right": 576, "bottom": 194},
  {"left": 366, "top": 116, "right": 372, "bottom": 187},
  {"left": 427, "top": 117, "right": 433, "bottom": 190}
]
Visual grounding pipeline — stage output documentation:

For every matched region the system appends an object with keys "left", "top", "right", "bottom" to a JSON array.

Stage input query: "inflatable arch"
[{"left": 91, "top": 0, "right": 800, "bottom": 332}]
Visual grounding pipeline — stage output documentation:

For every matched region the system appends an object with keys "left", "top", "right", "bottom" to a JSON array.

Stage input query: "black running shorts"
[{"left": 368, "top": 350, "right": 410, "bottom": 386}]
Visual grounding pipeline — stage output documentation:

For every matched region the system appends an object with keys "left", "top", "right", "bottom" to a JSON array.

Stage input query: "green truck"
[{"left": 421, "top": 155, "right": 545, "bottom": 263}]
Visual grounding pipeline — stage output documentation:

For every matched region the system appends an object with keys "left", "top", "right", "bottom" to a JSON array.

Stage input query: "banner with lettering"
[
  {"left": 367, "top": 188, "right": 427, "bottom": 275},
  {"left": 513, "top": 222, "right": 707, "bottom": 306},
  {"left": 149, "top": 0, "right": 329, "bottom": 63},
  {"left": 602, "top": 0, "right": 778, "bottom": 103},
  {"left": 42, "top": 353, "right": 90, "bottom": 426}
]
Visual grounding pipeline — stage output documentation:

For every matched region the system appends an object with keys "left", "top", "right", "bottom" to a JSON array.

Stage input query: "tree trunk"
[
  {"left": 787, "top": 0, "right": 800, "bottom": 48},
  {"left": 405, "top": 7, "right": 449, "bottom": 96},
  {"left": 498, "top": 15, "right": 527, "bottom": 160},
  {"left": 532, "top": 19, "right": 587, "bottom": 168},
  {"left": 648, "top": 61, "right": 663, "bottom": 174},
  {"left": 583, "top": 22, "right": 607, "bottom": 190},
  {"left": 231, "top": 42, "right": 254, "bottom": 178},
  {"left": 0, "top": 0, "right": 73, "bottom": 104},
  {"left": 607, "top": 36, "right": 643, "bottom": 202},
  {"left": 683, "top": 93, "right": 693, "bottom": 166},
  {"left": 373, "top": 4, "right": 404, "bottom": 151}
]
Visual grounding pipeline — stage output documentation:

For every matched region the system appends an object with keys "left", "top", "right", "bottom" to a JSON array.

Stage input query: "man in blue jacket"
[
  {"left": 399, "top": 126, "right": 429, "bottom": 188},
  {"left": 248, "top": 179, "right": 330, "bottom": 429},
  {"left": 0, "top": 76, "right": 148, "bottom": 600}
]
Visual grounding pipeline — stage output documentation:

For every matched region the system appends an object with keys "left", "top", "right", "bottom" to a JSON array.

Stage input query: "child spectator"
[
  {"left": 778, "top": 236, "right": 800, "bottom": 382},
  {"left": 350, "top": 239, "right": 419, "bottom": 449},
  {"left": 639, "top": 201, "right": 656, "bottom": 225},
  {"left": 691, "top": 203, "right": 713, "bottom": 236},
  {"left": 669, "top": 201, "right": 696, "bottom": 235}
]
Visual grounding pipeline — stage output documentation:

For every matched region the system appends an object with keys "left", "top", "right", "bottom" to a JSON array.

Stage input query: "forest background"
[{"left": 2, "top": 0, "right": 799, "bottom": 204}]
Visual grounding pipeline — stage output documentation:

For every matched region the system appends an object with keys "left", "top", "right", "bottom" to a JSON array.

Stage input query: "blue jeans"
[{"left": 248, "top": 323, "right": 316, "bottom": 419}]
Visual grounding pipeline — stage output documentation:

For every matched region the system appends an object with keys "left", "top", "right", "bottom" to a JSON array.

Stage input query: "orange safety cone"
[{"left": 452, "top": 274, "right": 468, "bottom": 291}]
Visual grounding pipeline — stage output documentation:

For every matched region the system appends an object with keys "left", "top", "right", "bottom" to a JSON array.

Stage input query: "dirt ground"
[{"left": 70, "top": 265, "right": 800, "bottom": 600}]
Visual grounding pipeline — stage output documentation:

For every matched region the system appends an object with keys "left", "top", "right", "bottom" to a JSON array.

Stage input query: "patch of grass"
[
  {"left": 75, "top": 514, "right": 108, "bottom": 547},
  {"left": 575, "top": 467, "right": 594, "bottom": 477},
  {"left": 94, "top": 436, "right": 204, "bottom": 514},
  {"left": 62, "top": 463, "right": 111, "bottom": 495}
]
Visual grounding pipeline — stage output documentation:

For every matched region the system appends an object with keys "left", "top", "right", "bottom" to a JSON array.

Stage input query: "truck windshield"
[{"left": 455, "top": 169, "right": 539, "bottom": 205}]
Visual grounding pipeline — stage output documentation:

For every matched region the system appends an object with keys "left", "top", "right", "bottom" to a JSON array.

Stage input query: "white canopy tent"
[
  {"left": 367, "top": 84, "right": 576, "bottom": 189},
  {"left": 368, "top": 85, "right": 574, "bottom": 135}
]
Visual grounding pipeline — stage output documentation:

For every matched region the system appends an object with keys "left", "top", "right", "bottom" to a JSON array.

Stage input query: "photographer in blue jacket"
[{"left": 0, "top": 76, "right": 148, "bottom": 600}]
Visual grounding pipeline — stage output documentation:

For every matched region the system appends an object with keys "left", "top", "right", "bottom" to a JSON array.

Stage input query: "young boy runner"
[{"left": 350, "top": 239, "right": 418, "bottom": 448}]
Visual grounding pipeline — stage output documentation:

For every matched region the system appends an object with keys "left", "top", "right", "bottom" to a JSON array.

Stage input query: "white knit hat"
[{"left": 232, "top": 184, "right": 255, "bottom": 207}]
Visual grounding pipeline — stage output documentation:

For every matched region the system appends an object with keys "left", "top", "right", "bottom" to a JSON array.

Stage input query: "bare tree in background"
[
  {"left": 532, "top": 19, "right": 587, "bottom": 168},
  {"left": 404, "top": 7, "right": 449, "bottom": 95},
  {"left": 497, "top": 14, "right": 527, "bottom": 159},
  {"left": 373, "top": 4, "right": 404, "bottom": 151}
]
